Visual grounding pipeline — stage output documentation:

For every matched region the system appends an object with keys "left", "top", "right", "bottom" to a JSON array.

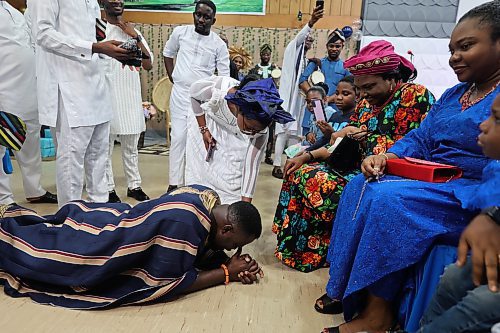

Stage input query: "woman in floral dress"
[{"left": 272, "top": 41, "right": 435, "bottom": 274}]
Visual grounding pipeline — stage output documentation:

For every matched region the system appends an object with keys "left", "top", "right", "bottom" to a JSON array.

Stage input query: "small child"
[{"left": 305, "top": 76, "right": 357, "bottom": 150}]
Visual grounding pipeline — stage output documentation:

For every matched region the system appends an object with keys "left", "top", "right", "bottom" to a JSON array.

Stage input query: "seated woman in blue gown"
[
  {"left": 0, "top": 185, "right": 264, "bottom": 309},
  {"left": 321, "top": 2, "right": 500, "bottom": 332}
]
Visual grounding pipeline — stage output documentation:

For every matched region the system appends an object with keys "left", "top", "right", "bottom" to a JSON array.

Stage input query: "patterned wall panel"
[{"left": 363, "top": 0, "right": 459, "bottom": 38}]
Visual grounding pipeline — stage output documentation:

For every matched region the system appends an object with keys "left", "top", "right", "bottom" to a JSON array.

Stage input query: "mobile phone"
[
  {"left": 315, "top": 0, "right": 324, "bottom": 10},
  {"left": 312, "top": 99, "right": 326, "bottom": 122},
  {"left": 206, "top": 143, "right": 216, "bottom": 162}
]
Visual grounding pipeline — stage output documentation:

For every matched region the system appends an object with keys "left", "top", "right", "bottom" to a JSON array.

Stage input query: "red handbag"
[{"left": 386, "top": 157, "right": 463, "bottom": 183}]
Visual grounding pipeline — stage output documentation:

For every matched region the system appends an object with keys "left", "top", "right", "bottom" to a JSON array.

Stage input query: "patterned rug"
[{"left": 138, "top": 144, "right": 169, "bottom": 156}]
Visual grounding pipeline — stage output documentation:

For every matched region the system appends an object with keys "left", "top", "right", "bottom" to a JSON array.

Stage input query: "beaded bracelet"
[
  {"left": 220, "top": 264, "right": 230, "bottom": 285},
  {"left": 199, "top": 126, "right": 209, "bottom": 134}
]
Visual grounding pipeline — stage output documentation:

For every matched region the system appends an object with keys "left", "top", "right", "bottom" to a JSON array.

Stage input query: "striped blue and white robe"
[{"left": 0, "top": 185, "right": 220, "bottom": 309}]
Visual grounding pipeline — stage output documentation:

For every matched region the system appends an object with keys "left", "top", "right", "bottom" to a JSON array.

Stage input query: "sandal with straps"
[{"left": 314, "top": 293, "right": 343, "bottom": 314}]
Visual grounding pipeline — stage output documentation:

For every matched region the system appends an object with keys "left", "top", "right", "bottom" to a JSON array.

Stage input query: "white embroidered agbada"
[
  {"left": 185, "top": 76, "right": 267, "bottom": 204},
  {"left": 104, "top": 24, "right": 152, "bottom": 135},
  {"left": 275, "top": 24, "right": 313, "bottom": 136}
]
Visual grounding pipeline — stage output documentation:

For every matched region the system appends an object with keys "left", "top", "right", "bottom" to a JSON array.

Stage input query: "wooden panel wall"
[{"left": 124, "top": 0, "right": 363, "bottom": 29}]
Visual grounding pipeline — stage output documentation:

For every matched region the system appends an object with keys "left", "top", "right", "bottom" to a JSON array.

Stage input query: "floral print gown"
[{"left": 272, "top": 83, "right": 435, "bottom": 272}]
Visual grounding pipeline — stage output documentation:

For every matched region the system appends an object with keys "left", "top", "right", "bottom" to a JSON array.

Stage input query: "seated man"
[{"left": 0, "top": 185, "right": 263, "bottom": 309}]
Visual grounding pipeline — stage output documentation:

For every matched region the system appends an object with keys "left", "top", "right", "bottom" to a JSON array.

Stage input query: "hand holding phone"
[
  {"left": 312, "top": 99, "right": 326, "bottom": 122},
  {"left": 206, "top": 142, "right": 216, "bottom": 162}
]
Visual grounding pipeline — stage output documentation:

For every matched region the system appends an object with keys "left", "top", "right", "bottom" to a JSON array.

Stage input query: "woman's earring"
[{"left": 390, "top": 84, "right": 394, "bottom": 93}]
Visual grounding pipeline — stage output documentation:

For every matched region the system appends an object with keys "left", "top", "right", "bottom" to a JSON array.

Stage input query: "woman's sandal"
[
  {"left": 321, "top": 327, "right": 340, "bottom": 333},
  {"left": 314, "top": 293, "right": 343, "bottom": 314}
]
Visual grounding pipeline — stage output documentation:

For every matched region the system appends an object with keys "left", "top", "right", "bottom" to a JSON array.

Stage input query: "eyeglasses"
[{"left": 241, "top": 117, "right": 262, "bottom": 136}]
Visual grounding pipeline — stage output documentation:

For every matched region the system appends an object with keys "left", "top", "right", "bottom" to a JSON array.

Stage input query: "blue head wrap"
[{"left": 224, "top": 78, "right": 294, "bottom": 125}]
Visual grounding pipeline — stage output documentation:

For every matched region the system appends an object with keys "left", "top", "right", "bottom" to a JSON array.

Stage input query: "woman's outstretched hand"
[{"left": 284, "top": 154, "right": 309, "bottom": 177}]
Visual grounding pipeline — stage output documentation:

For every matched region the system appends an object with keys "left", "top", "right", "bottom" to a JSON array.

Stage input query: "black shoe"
[
  {"left": 27, "top": 191, "right": 58, "bottom": 204},
  {"left": 264, "top": 156, "right": 274, "bottom": 165},
  {"left": 127, "top": 187, "right": 149, "bottom": 201},
  {"left": 272, "top": 167, "right": 284, "bottom": 179},
  {"left": 108, "top": 190, "right": 121, "bottom": 203},
  {"left": 167, "top": 185, "right": 178, "bottom": 193}
]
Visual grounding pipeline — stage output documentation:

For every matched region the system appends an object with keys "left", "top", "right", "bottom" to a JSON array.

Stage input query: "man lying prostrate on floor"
[{"left": 0, "top": 185, "right": 264, "bottom": 309}]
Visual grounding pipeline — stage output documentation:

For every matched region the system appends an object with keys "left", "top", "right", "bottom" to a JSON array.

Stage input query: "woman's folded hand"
[{"left": 361, "top": 155, "right": 388, "bottom": 178}]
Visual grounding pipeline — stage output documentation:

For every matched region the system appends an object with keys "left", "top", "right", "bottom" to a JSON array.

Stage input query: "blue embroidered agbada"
[
  {"left": 0, "top": 185, "right": 219, "bottom": 309},
  {"left": 326, "top": 83, "right": 500, "bottom": 321}
]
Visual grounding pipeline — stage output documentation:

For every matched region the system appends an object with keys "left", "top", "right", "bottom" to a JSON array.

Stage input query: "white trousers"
[
  {"left": 0, "top": 118, "right": 46, "bottom": 204},
  {"left": 168, "top": 84, "right": 190, "bottom": 186},
  {"left": 105, "top": 133, "right": 142, "bottom": 191},
  {"left": 273, "top": 132, "right": 301, "bottom": 167},
  {"left": 55, "top": 96, "right": 110, "bottom": 207}
]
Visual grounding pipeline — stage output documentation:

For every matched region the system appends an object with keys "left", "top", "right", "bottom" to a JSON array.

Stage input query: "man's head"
[
  {"left": 305, "top": 35, "right": 315, "bottom": 52},
  {"left": 259, "top": 44, "right": 273, "bottom": 66},
  {"left": 478, "top": 94, "right": 500, "bottom": 160},
  {"left": 100, "top": 0, "right": 124, "bottom": 17},
  {"left": 210, "top": 202, "right": 262, "bottom": 251},
  {"left": 326, "top": 29, "right": 345, "bottom": 61},
  {"left": 193, "top": 0, "right": 217, "bottom": 36}
]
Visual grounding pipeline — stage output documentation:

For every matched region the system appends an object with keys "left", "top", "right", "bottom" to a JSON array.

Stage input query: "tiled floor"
[{"left": 0, "top": 145, "right": 343, "bottom": 333}]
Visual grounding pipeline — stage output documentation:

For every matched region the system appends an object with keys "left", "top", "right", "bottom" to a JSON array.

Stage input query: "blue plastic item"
[{"left": 3, "top": 149, "right": 13, "bottom": 174}]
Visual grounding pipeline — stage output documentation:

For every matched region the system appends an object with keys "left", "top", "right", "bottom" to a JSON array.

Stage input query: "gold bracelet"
[{"left": 199, "top": 126, "right": 209, "bottom": 134}]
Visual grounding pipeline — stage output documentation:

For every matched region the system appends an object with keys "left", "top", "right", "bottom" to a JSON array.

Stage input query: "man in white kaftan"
[
  {"left": 272, "top": 6, "right": 323, "bottom": 178},
  {"left": 0, "top": 0, "right": 56, "bottom": 205},
  {"left": 33, "top": 0, "right": 136, "bottom": 207},
  {"left": 162, "top": 0, "right": 229, "bottom": 191},
  {"left": 100, "top": 0, "right": 153, "bottom": 203}
]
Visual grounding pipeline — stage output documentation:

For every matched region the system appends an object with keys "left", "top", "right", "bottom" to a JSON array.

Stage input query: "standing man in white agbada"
[
  {"left": 163, "top": 0, "right": 230, "bottom": 192},
  {"left": 33, "top": 0, "right": 135, "bottom": 207},
  {"left": 0, "top": 0, "right": 57, "bottom": 205},
  {"left": 100, "top": 0, "right": 153, "bottom": 203},
  {"left": 272, "top": 6, "right": 323, "bottom": 179}
]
